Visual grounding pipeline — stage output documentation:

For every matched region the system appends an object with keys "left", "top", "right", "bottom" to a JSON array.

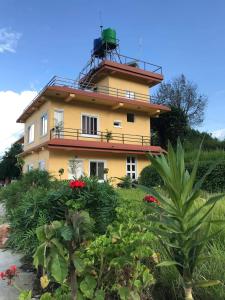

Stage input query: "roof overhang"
[{"left": 17, "top": 85, "right": 170, "bottom": 123}]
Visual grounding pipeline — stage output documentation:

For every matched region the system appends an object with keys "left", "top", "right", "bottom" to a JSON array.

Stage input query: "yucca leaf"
[
  {"left": 157, "top": 260, "right": 183, "bottom": 268},
  {"left": 194, "top": 280, "right": 221, "bottom": 288}
]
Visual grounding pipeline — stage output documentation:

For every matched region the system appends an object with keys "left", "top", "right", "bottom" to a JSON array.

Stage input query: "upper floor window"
[
  {"left": 82, "top": 114, "right": 98, "bottom": 135},
  {"left": 125, "top": 90, "right": 135, "bottom": 99},
  {"left": 27, "top": 124, "right": 34, "bottom": 143},
  {"left": 40, "top": 113, "right": 48, "bottom": 136},
  {"left": 127, "top": 113, "right": 135, "bottom": 123}
]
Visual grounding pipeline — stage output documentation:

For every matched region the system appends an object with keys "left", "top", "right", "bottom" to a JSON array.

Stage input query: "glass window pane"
[
  {"left": 90, "top": 162, "right": 97, "bottom": 177},
  {"left": 131, "top": 157, "right": 135, "bottom": 163},
  {"left": 98, "top": 162, "right": 104, "bottom": 180}
]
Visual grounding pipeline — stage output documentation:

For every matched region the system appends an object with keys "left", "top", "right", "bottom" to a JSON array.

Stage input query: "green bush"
[
  {"left": 1, "top": 171, "right": 117, "bottom": 256},
  {"left": 139, "top": 160, "right": 225, "bottom": 192}
]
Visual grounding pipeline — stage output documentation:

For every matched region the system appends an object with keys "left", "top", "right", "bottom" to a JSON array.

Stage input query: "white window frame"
[
  {"left": 88, "top": 159, "right": 106, "bottom": 182},
  {"left": 126, "top": 156, "right": 137, "bottom": 180},
  {"left": 68, "top": 158, "right": 84, "bottom": 179},
  {"left": 27, "top": 123, "right": 35, "bottom": 144},
  {"left": 40, "top": 113, "right": 48, "bottom": 136},
  {"left": 125, "top": 90, "right": 135, "bottom": 99},
  {"left": 81, "top": 113, "right": 99, "bottom": 137},
  {"left": 54, "top": 109, "right": 64, "bottom": 138},
  {"left": 113, "top": 120, "right": 122, "bottom": 128},
  {"left": 27, "top": 164, "right": 34, "bottom": 172},
  {"left": 38, "top": 160, "right": 45, "bottom": 170}
]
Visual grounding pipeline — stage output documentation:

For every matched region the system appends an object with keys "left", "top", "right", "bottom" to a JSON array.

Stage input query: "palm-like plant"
[{"left": 142, "top": 140, "right": 224, "bottom": 300}]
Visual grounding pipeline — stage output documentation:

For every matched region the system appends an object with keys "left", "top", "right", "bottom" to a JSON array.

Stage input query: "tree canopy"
[
  {"left": 0, "top": 143, "right": 23, "bottom": 181},
  {"left": 154, "top": 74, "right": 207, "bottom": 126}
]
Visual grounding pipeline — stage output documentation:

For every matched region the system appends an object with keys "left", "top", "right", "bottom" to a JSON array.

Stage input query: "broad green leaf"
[
  {"left": 130, "top": 291, "right": 141, "bottom": 300},
  {"left": 33, "top": 243, "right": 46, "bottom": 268},
  {"left": 73, "top": 257, "right": 86, "bottom": 273},
  {"left": 19, "top": 291, "right": 32, "bottom": 300},
  {"left": 194, "top": 280, "right": 221, "bottom": 288},
  {"left": 60, "top": 225, "right": 73, "bottom": 241},
  {"left": 36, "top": 226, "right": 46, "bottom": 242},
  {"left": 118, "top": 287, "right": 130, "bottom": 300},
  {"left": 50, "top": 250, "right": 68, "bottom": 283},
  {"left": 40, "top": 293, "right": 53, "bottom": 300},
  {"left": 80, "top": 275, "right": 97, "bottom": 299},
  {"left": 94, "top": 290, "right": 105, "bottom": 300}
]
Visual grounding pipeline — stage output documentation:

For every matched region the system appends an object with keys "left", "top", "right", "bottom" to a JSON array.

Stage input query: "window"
[
  {"left": 125, "top": 90, "right": 135, "bottom": 99},
  {"left": 40, "top": 113, "right": 48, "bottom": 136},
  {"left": 90, "top": 161, "right": 105, "bottom": 180},
  {"left": 82, "top": 114, "right": 98, "bottom": 135},
  {"left": 127, "top": 113, "right": 135, "bottom": 123},
  {"left": 68, "top": 159, "right": 83, "bottom": 179},
  {"left": 126, "top": 156, "right": 137, "bottom": 180},
  {"left": 27, "top": 164, "right": 34, "bottom": 172},
  {"left": 38, "top": 160, "right": 45, "bottom": 170},
  {"left": 27, "top": 124, "right": 34, "bottom": 143},
  {"left": 113, "top": 120, "right": 121, "bottom": 128}
]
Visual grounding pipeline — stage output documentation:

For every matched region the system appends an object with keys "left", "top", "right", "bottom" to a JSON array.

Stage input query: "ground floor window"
[
  {"left": 89, "top": 160, "right": 105, "bottom": 180},
  {"left": 126, "top": 156, "right": 137, "bottom": 179},
  {"left": 38, "top": 160, "right": 45, "bottom": 170},
  {"left": 27, "top": 164, "right": 34, "bottom": 172},
  {"left": 68, "top": 159, "right": 83, "bottom": 179}
]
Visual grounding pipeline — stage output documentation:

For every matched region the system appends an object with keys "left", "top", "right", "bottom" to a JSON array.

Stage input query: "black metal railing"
[
  {"left": 50, "top": 127, "right": 151, "bottom": 146},
  {"left": 47, "top": 76, "right": 158, "bottom": 103}
]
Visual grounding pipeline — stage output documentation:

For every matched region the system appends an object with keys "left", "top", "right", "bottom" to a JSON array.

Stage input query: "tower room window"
[
  {"left": 27, "top": 124, "right": 34, "bottom": 143},
  {"left": 126, "top": 156, "right": 137, "bottom": 180},
  {"left": 40, "top": 113, "right": 48, "bottom": 136},
  {"left": 127, "top": 113, "right": 135, "bottom": 123},
  {"left": 125, "top": 90, "right": 135, "bottom": 99},
  {"left": 90, "top": 161, "right": 105, "bottom": 180},
  {"left": 82, "top": 114, "right": 98, "bottom": 135}
]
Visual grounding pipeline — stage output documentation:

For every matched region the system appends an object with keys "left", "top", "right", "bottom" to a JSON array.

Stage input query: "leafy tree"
[
  {"left": 151, "top": 106, "right": 188, "bottom": 148},
  {"left": 154, "top": 74, "right": 207, "bottom": 126},
  {"left": 0, "top": 143, "right": 23, "bottom": 182},
  {"left": 141, "top": 141, "right": 224, "bottom": 300}
]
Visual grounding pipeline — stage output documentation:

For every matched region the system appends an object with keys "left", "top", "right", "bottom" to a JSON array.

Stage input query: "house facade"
[{"left": 17, "top": 30, "right": 169, "bottom": 183}]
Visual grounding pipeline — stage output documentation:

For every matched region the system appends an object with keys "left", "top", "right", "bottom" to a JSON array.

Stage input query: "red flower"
[
  {"left": 69, "top": 180, "right": 86, "bottom": 189},
  {"left": 0, "top": 271, "right": 5, "bottom": 279},
  {"left": 9, "top": 265, "right": 17, "bottom": 273},
  {"left": 144, "top": 195, "right": 160, "bottom": 205}
]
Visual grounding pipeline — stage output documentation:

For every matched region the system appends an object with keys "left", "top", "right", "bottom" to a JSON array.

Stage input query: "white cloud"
[
  {"left": 0, "top": 90, "right": 37, "bottom": 155},
  {"left": 212, "top": 129, "right": 225, "bottom": 141},
  {"left": 0, "top": 28, "right": 22, "bottom": 53}
]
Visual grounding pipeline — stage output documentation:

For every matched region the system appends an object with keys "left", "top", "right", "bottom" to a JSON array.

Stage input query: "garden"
[{"left": 0, "top": 141, "right": 225, "bottom": 300}]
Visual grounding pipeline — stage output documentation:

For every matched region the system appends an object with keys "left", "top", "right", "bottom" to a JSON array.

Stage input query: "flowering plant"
[
  {"left": 144, "top": 195, "right": 160, "bottom": 205},
  {"left": 0, "top": 265, "right": 17, "bottom": 285},
  {"left": 69, "top": 180, "right": 86, "bottom": 189}
]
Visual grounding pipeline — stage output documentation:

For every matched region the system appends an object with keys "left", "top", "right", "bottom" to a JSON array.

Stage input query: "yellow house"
[{"left": 17, "top": 29, "right": 169, "bottom": 183}]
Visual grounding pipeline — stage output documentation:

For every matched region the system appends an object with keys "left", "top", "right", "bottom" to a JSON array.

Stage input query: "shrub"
[
  {"left": 1, "top": 172, "right": 117, "bottom": 256},
  {"left": 139, "top": 160, "right": 225, "bottom": 193}
]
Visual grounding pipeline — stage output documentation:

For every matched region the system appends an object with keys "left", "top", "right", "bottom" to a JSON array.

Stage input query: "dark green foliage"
[
  {"left": 139, "top": 156, "right": 225, "bottom": 193},
  {"left": 1, "top": 171, "right": 117, "bottom": 256},
  {"left": 139, "top": 164, "right": 163, "bottom": 188},
  {"left": 117, "top": 175, "right": 133, "bottom": 188},
  {"left": 151, "top": 106, "right": 188, "bottom": 148},
  {"left": 78, "top": 177, "right": 117, "bottom": 234},
  {"left": 0, "top": 143, "right": 23, "bottom": 181}
]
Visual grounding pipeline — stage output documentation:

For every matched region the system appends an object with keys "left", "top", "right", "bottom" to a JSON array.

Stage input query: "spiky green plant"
[{"left": 142, "top": 140, "right": 225, "bottom": 300}]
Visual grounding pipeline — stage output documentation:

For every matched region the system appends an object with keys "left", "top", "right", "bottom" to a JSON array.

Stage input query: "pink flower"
[
  {"left": 144, "top": 195, "right": 160, "bottom": 205},
  {"left": 0, "top": 271, "right": 5, "bottom": 279},
  {"left": 69, "top": 180, "right": 86, "bottom": 189}
]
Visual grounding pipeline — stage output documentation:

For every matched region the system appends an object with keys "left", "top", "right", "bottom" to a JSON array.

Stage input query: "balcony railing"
[
  {"left": 47, "top": 76, "right": 158, "bottom": 103},
  {"left": 50, "top": 128, "right": 151, "bottom": 146}
]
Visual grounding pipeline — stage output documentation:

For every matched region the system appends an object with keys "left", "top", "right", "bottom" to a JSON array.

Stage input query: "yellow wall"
[
  {"left": 48, "top": 149, "right": 149, "bottom": 184},
  {"left": 23, "top": 149, "right": 50, "bottom": 172},
  {"left": 24, "top": 101, "right": 51, "bottom": 151},
  {"left": 49, "top": 99, "right": 151, "bottom": 144}
]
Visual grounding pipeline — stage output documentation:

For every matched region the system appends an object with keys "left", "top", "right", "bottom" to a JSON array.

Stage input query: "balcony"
[{"left": 48, "top": 128, "right": 164, "bottom": 155}]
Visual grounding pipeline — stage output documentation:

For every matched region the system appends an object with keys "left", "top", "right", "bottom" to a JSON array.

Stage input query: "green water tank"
[{"left": 101, "top": 28, "right": 117, "bottom": 46}]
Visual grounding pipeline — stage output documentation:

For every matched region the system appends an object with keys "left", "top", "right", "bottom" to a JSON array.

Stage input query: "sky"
[{"left": 1, "top": 0, "right": 225, "bottom": 154}]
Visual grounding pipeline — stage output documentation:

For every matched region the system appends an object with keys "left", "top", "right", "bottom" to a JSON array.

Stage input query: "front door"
[{"left": 54, "top": 110, "right": 64, "bottom": 138}]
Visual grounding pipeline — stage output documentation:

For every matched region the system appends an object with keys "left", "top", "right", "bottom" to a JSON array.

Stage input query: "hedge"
[{"left": 139, "top": 160, "right": 225, "bottom": 193}]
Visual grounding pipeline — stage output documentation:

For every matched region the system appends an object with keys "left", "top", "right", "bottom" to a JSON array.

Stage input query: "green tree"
[
  {"left": 154, "top": 74, "right": 207, "bottom": 126},
  {"left": 0, "top": 143, "right": 23, "bottom": 182},
  {"left": 151, "top": 106, "right": 188, "bottom": 148}
]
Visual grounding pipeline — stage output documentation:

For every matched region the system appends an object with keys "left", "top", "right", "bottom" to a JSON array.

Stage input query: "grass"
[
  {"left": 185, "top": 149, "right": 225, "bottom": 164},
  {"left": 118, "top": 188, "right": 225, "bottom": 300}
]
